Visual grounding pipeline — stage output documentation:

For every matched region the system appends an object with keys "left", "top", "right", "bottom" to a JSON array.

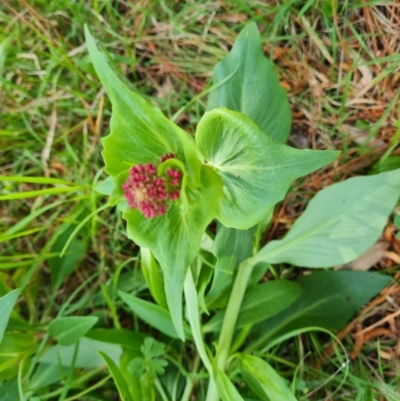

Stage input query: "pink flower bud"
[{"left": 160, "top": 152, "right": 176, "bottom": 163}]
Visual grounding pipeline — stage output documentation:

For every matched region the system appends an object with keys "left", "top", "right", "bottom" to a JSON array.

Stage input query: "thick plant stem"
[
  {"left": 216, "top": 258, "right": 254, "bottom": 369},
  {"left": 181, "top": 354, "right": 200, "bottom": 401},
  {"left": 205, "top": 258, "right": 255, "bottom": 401}
]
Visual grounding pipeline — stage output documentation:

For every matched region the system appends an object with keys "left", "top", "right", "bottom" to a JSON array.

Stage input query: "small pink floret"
[
  {"left": 160, "top": 152, "right": 176, "bottom": 163},
  {"left": 169, "top": 190, "right": 180, "bottom": 200}
]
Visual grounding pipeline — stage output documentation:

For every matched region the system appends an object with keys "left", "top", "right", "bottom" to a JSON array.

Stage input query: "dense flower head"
[{"left": 122, "top": 155, "right": 182, "bottom": 219}]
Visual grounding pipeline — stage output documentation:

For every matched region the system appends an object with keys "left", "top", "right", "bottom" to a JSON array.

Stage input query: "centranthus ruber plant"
[{"left": 83, "top": 23, "right": 400, "bottom": 401}]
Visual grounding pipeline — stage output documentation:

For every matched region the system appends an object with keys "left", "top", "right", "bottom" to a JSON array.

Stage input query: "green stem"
[
  {"left": 63, "top": 375, "right": 111, "bottom": 401},
  {"left": 155, "top": 378, "right": 169, "bottom": 401},
  {"left": 184, "top": 268, "right": 212, "bottom": 373},
  {"left": 205, "top": 257, "right": 256, "bottom": 401},
  {"left": 181, "top": 354, "right": 200, "bottom": 401},
  {"left": 216, "top": 259, "right": 254, "bottom": 369}
]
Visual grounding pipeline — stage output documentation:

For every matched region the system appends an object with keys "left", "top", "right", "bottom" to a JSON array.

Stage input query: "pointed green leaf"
[
  {"left": 240, "top": 354, "right": 298, "bottom": 401},
  {"left": 119, "top": 291, "right": 181, "bottom": 339},
  {"left": 85, "top": 329, "right": 145, "bottom": 351},
  {"left": 238, "top": 280, "right": 302, "bottom": 327},
  {"left": 196, "top": 108, "right": 339, "bottom": 229},
  {"left": 48, "top": 316, "right": 98, "bottom": 346},
  {"left": 39, "top": 338, "right": 122, "bottom": 369},
  {"left": 99, "top": 351, "right": 133, "bottom": 401},
  {"left": 0, "top": 289, "right": 20, "bottom": 344},
  {"left": 203, "top": 280, "right": 302, "bottom": 333},
  {"left": 208, "top": 22, "right": 291, "bottom": 143},
  {"left": 0, "top": 378, "right": 18, "bottom": 401},
  {"left": 95, "top": 176, "right": 115, "bottom": 195},
  {"left": 213, "top": 365, "right": 245, "bottom": 401},
  {"left": 256, "top": 169, "right": 400, "bottom": 267},
  {"left": 250, "top": 271, "right": 391, "bottom": 349}
]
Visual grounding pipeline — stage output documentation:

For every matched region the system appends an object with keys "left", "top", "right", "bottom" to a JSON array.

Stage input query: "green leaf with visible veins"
[
  {"left": 84, "top": 26, "right": 202, "bottom": 182},
  {"left": 203, "top": 280, "right": 302, "bottom": 333},
  {"left": 121, "top": 178, "right": 216, "bottom": 339},
  {"left": 119, "top": 291, "right": 183, "bottom": 339},
  {"left": 256, "top": 168, "right": 400, "bottom": 267},
  {"left": 196, "top": 108, "right": 339, "bottom": 229},
  {"left": 48, "top": 316, "right": 98, "bottom": 346},
  {"left": 85, "top": 27, "right": 219, "bottom": 339},
  {"left": 208, "top": 22, "right": 291, "bottom": 143}
]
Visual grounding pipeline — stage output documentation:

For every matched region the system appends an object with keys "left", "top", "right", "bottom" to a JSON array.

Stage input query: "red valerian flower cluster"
[{"left": 122, "top": 154, "right": 182, "bottom": 218}]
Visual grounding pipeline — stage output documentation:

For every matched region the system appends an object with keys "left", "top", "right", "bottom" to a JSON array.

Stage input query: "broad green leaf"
[
  {"left": 99, "top": 351, "right": 133, "bottom": 401},
  {"left": 238, "top": 280, "right": 302, "bottom": 327},
  {"left": 0, "top": 378, "right": 18, "bottom": 401},
  {"left": 48, "top": 316, "right": 98, "bottom": 346},
  {"left": 213, "top": 365, "right": 245, "bottom": 401},
  {"left": 206, "top": 225, "right": 255, "bottom": 308},
  {"left": 85, "top": 329, "right": 145, "bottom": 352},
  {"left": 0, "top": 289, "right": 20, "bottom": 344},
  {"left": 256, "top": 169, "right": 400, "bottom": 267},
  {"left": 29, "top": 363, "right": 63, "bottom": 391},
  {"left": 85, "top": 26, "right": 201, "bottom": 182},
  {"left": 208, "top": 22, "right": 291, "bottom": 143},
  {"left": 122, "top": 181, "right": 214, "bottom": 339},
  {"left": 196, "top": 108, "right": 339, "bottom": 229},
  {"left": 39, "top": 338, "right": 122, "bottom": 369},
  {"left": 240, "top": 354, "right": 297, "bottom": 401},
  {"left": 203, "top": 280, "right": 302, "bottom": 333},
  {"left": 85, "top": 27, "right": 218, "bottom": 339},
  {"left": 249, "top": 271, "right": 391, "bottom": 350},
  {"left": 119, "top": 291, "right": 183, "bottom": 339}
]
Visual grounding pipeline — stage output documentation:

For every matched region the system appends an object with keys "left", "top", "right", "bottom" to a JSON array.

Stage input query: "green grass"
[{"left": 1, "top": 0, "right": 399, "bottom": 400}]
